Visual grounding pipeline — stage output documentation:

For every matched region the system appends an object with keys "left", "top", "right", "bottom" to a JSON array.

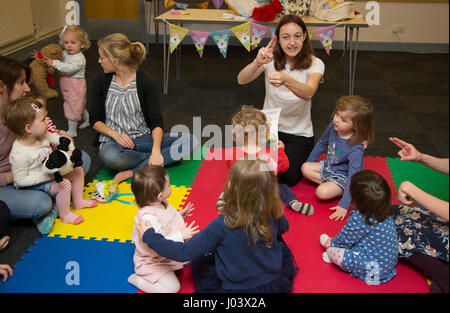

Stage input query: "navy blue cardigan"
[{"left": 142, "top": 214, "right": 289, "bottom": 290}]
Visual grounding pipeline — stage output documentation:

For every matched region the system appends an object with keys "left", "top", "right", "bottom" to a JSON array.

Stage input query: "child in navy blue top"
[
  {"left": 320, "top": 170, "right": 398, "bottom": 284},
  {"left": 302, "top": 95, "right": 374, "bottom": 221},
  {"left": 137, "top": 158, "right": 298, "bottom": 292}
]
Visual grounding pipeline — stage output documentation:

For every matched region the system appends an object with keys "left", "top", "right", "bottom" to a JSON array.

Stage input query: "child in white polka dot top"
[{"left": 319, "top": 170, "right": 398, "bottom": 285}]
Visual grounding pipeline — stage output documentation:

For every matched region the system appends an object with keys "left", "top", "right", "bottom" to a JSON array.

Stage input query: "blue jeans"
[
  {"left": 99, "top": 133, "right": 199, "bottom": 173},
  {"left": 0, "top": 150, "right": 91, "bottom": 220}
]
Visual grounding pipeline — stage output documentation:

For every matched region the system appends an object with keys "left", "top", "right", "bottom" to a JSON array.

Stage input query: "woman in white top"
[{"left": 238, "top": 14, "right": 325, "bottom": 186}]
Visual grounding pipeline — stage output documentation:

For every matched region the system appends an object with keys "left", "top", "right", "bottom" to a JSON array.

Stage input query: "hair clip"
[
  {"left": 60, "top": 24, "right": 68, "bottom": 38},
  {"left": 30, "top": 103, "right": 41, "bottom": 113}
]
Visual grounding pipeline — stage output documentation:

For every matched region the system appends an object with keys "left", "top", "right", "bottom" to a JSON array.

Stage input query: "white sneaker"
[
  {"left": 320, "top": 234, "right": 330, "bottom": 248},
  {"left": 322, "top": 251, "right": 332, "bottom": 263}
]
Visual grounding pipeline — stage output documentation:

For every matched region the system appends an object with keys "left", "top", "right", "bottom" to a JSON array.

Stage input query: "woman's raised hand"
[{"left": 255, "top": 35, "right": 277, "bottom": 66}]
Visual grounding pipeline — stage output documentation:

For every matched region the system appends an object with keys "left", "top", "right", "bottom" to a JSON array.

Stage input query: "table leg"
[
  {"left": 166, "top": 42, "right": 171, "bottom": 93},
  {"left": 348, "top": 27, "right": 354, "bottom": 95},
  {"left": 351, "top": 27, "right": 360, "bottom": 95},
  {"left": 163, "top": 21, "right": 168, "bottom": 94},
  {"left": 175, "top": 23, "right": 182, "bottom": 81},
  {"left": 343, "top": 25, "right": 349, "bottom": 95},
  {"left": 154, "top": 0, "right": 159, "bottom": 45}
]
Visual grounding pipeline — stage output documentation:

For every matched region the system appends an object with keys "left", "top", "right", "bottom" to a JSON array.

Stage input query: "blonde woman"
[{"left": 90, "top": 33, "right": 198, "bottom": 183}]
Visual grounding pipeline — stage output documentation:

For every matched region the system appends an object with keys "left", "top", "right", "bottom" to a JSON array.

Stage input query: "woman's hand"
[
  {"left": 112, "top": 131, "right": 135, "bottom": 149},
  {"left": 397, "top": 181, "right": 417, "bottom": 206},
  {"left": 255, "top": 35, "right": 277, "bottom": 66},
  {"left": 329, "top": 206, "right": 348, "bottom": 221},
  {"left": 181, "top": 221, "right": 200, "bottom": 241},
  {"left": 148, "top": 151, "right": 164, "bottom": 167},
  {"left": 267, "top": 71, "right": 287, "bottom": 88},
  {"left": 389, "top": 137, "right": 423, "bottom": 162},
  {"left": 179, "top": 202, "right": 195, "bottom": 218}
]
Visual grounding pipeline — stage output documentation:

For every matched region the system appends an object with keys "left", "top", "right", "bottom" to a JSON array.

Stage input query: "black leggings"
[
  {"left": 278, "top": 132, "right": 315, "bottom": 187},
  {"left": 0, "top": 200, "right": 10, "bottom": 236},
  {"left": 403, "top": 253, "right": 449, "bottom": 293}
]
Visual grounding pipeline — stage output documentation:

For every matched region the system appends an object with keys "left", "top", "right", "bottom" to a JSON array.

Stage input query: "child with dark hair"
[
  {"left": 319, "top": 170, "right": 398, "bottom": 285},
  {"left": 128, "top": 165, "right": 196, "bottom": 293}
]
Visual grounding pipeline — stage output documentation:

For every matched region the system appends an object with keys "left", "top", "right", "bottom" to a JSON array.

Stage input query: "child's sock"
[
  {"left": 113, "top": 170, "right": 133, "bottom": 184},
  {"left": 290, "top": 200, "right": 314, "bottom": 215},
  {"left": 78, "top": 109, "right": 90, "bottom": 129},
  {"left": 66, "top": 167, "right": 98, "bottom": 210},
  {"left": 322, "top": 252, "right": 332, "bottom": 263},
  {"left": 319, "top": 234, "right": 330, "bottom": 248},
  {"left": 60, "top": 212, "right": 84, "bottom": 224}
]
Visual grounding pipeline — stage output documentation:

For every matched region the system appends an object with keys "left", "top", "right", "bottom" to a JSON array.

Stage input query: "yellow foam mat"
[{"left": 48, "top": 181, "right": 190, "bottom": 242}]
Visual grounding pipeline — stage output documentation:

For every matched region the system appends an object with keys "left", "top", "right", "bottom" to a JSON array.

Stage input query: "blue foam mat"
[{"left": 0, "top": 235, "right": 137, "bottom": 293}]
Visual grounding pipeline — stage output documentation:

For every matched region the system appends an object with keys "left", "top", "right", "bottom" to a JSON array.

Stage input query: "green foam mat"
[
  {"left": 93, "top": 146, "right": 206, "bottom": 187},
  {"left": 387, "top": 157, "right": 449, "bottom": 202}
]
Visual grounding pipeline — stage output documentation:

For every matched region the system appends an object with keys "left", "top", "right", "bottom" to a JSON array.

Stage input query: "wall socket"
[{"left": 392, "top": 24, "right": 405, "bottom": 33}]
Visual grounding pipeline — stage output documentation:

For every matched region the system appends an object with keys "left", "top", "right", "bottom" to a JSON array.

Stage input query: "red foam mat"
[{"left": 153, "top": 152, "right": 429, "bottom": 293}]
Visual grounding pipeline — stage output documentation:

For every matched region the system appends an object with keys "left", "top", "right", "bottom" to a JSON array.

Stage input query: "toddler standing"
[
  {"left": 319, "top": 170, "right": 398, "bottom": 285},
  {"left": 5, "top": 97, "right": 97, "bottom": 225},
  {"left": 302, "top": 95, "right": 374, "bottom": 220},
  {"left": 128, "top": 165, "right": 196, "bottom": 293},
  {"left": 45, "top": 25, "right": 91, "bottom": 138}
]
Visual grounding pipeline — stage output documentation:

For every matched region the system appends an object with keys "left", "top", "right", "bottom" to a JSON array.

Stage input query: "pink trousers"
[{"left": 59, "top": 76, "right": 86, "bottom": 121}]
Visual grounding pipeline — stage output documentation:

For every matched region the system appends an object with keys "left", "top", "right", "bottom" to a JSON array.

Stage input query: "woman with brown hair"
[
  {"left": 0, "top": 55, "right": 91, "bottom": 234},
  {"left": 238, "top": 14, "right": 325, "bottom": 187}
]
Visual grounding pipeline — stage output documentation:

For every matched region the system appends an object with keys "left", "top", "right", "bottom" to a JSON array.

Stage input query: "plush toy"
[
  {"left": 42, "top": 137, "right": 83, "bottom": 183},
  {"left": 252, "top": 0, "right": 282, "bottom": 21},
  {"left": 30, "top": 44, "right": 63, "bottom": 99},
  {"left": 89, "top": 181, "right": 119, "bottom": 203}
]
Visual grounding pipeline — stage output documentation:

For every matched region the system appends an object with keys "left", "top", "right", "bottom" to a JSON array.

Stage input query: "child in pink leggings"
[{"left": 5, "top": 97, "right": 97, "bottom": 225}]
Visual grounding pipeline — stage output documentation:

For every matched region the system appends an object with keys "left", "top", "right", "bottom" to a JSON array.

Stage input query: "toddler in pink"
[{"left": 128, "top": 165, "right": 198, "bottom": 293}]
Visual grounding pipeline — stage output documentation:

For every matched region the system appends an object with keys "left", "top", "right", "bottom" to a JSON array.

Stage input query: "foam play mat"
[{"left": 0, "top": 149, "right": 437, "bottom": 293}]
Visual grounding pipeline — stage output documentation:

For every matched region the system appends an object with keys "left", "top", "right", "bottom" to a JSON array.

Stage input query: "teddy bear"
[
  {"left": 42, "top": 136, "right": 83, "bottom": 183},
  {"left": 29, "top": 44, "right": 63, "bottom": 99}
]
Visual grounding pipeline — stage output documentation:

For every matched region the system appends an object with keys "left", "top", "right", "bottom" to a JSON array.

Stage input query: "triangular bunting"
[
  {"left": 196, "top": 1, "right": 210, "bottom": 9},
  {"left": 212, "top": 0, "right": 225, "bottom": 9},
  {"left": 165, "top": 0, "right": 176, "bottom": 8},
  {"left": 308, "top": 29, "right": 314, "bottom": 40},
  {"left": 169, "top": 23, "right": 190, "bottom": 54},
  {"left": 175, "top": 2, "right": 189, "bottom": 9},
  {"left": 250, "top": 23, "right": 270, "bottom": 50},
  {"left": 211, "top": 29, "right": 230, "bottom": 59},
  {"left": 190, "top": 30, "right": 210, "bottom": 58},
  {"left": 231, "top": 22, "right": 252, "bottom": 52},
  {"left": 270, "top": 28, "right": 276, "bottom": 37},
  {"left": 314, "top": 25, "right": 335, "bottom": 55}
]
